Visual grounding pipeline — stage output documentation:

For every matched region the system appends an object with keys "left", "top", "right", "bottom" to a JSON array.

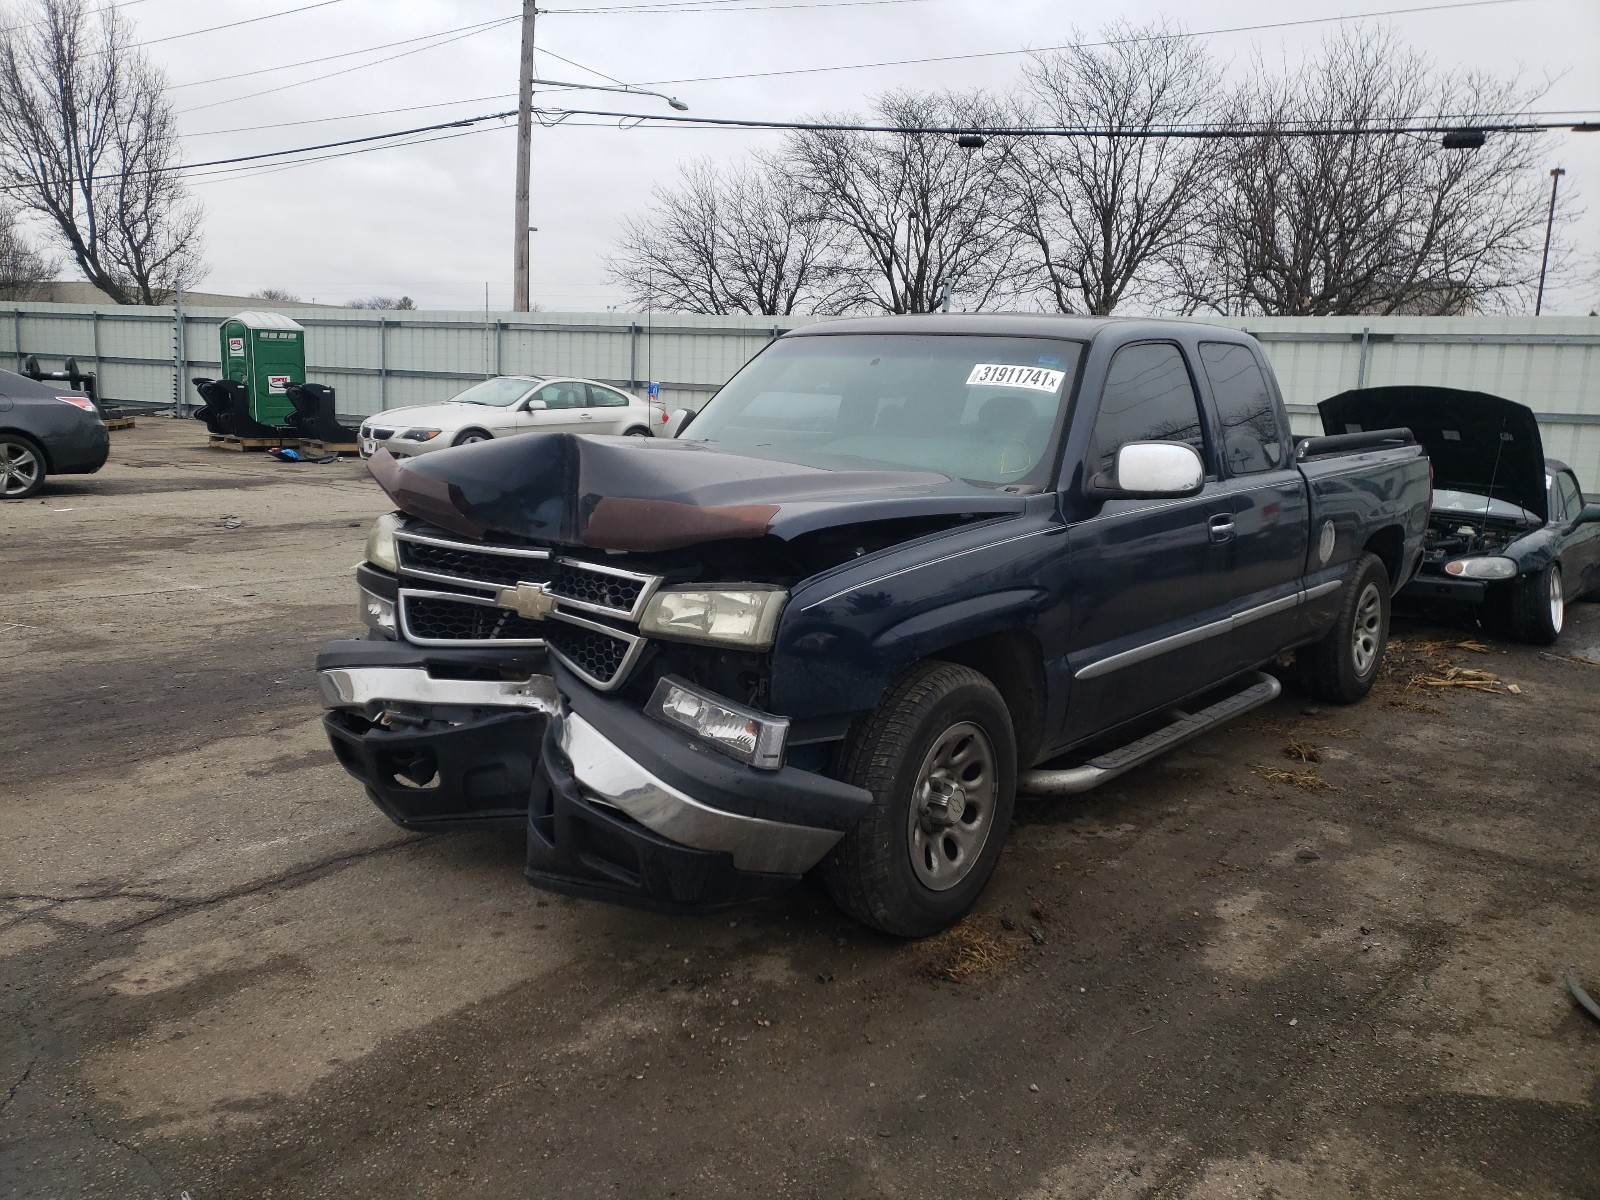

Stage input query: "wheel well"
[
  {"left": 1363, "top": 525, "right": 1404, "bottom": 587},
  {"left": 453, "top": 427, "right": 492, "bottom": 443},
  {"left": 0, "top": 428, "right": 49, "bottom": 470},
  {"left": 932, "top": 631, "right": 1046, "bottom": 767}
]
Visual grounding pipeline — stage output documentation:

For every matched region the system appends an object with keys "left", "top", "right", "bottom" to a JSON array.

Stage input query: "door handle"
[
  {"left": 579, "top": 412, "right": 594, "bottom": 419},
  {"left": 1209, "top": 513, "right": 1235, "bottom": 544}
]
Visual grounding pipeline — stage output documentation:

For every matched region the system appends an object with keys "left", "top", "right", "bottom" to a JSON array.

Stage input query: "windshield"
[
  {"left": 680, "top": 334, "right": 1084, "bottom": 489},
  {"left": 450, "top": 377, "right": 540, "bottom": 407},
  {"left": 1432, "top": 488, "right": 1538, "bottom": 524}
]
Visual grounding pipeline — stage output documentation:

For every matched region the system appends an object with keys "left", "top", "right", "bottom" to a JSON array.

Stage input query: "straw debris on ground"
[
  {"left": 1253, "top": 766, "right": 1334, "bottom": 791},
  {"left": 923, "top": 918, "right": 1027, "bottom": 983},
  {"left": 1284, "top": 740, "right": 1324, "bottom": 764}
]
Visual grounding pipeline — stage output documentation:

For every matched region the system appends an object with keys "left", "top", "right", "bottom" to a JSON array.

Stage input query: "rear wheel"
[
  {"left": 1297, "top": 552, "right": 1390, "bottom": 704},
  {"left": 819, "top": 661, "right": 1016, "bottom": 938},
  {"left": 452, "top": 428, "right": 492, "bottom": 447},
  {"left": 0, "top": 434, "right": 46, "bottom": 500},
  {"left": 1507, "top": 562, "right": 1563, "bottom": 645},
  {"left": 623, "top": 426, "right": 652, "bottom": 437}
]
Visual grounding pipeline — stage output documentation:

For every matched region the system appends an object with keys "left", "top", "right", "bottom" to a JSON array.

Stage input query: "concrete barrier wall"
[{"left": 2, "top": 303, "right": 1594, "bottom": 482}]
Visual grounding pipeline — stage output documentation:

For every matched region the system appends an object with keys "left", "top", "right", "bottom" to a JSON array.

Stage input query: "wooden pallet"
[
  {"left": 208, "top": 434, "right": 290, "bottom": 452},
  {"left": 103, "top": 415, "right": 136, "bottom": 431},
  {"left": 299, "top": 440, "right": 361, "bottom": 456}
]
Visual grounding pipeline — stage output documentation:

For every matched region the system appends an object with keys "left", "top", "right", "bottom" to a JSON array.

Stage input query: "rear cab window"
[{"left": 1198, "top": 342, "right": 1287, "bottom": 475}]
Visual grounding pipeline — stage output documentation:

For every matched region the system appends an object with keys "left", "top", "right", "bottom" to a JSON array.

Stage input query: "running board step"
[{"left": 1018, "top": 670, "right": 1281, "bottom": 796}]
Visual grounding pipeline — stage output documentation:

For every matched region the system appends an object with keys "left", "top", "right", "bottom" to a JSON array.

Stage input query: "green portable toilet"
[{"left": 219, "top": 311, "right": 306, "bottom": 425}]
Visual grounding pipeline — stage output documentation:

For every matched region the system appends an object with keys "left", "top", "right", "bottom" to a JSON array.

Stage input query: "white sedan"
[{"left": 358, "top": 375, "right": 662, "bottom": 458}]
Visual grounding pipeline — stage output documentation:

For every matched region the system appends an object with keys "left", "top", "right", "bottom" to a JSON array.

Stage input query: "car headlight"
[
  {"left": 1444, "top": 556, "right": 1517, "bottom": 580},
  {"left": 647, "top": 676, "right": 788, "bottom": 769},
  {"left": 638, "top": 587, "right": 787, "bottom": 649},
  {"left": 364, "top": 512, "right": 403, "bottom": 573},
  {"left": 400, "top": 428, "right": 441, "bottom": 442}
]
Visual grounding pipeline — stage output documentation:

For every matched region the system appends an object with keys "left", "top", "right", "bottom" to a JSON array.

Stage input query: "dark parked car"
[
  {"left": 321, "top": 315, "right": 1432, "bottom": 935},
  {"left": 0, "top": 370, "right": 109, "bottom": 500},
  {"left": 1321, "top": 387, "right": 1600, "bottom": 644}
]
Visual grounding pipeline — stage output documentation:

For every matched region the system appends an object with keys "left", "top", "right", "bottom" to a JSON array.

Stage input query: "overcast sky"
[{"left": 112, "top": 0, "right": 1600, "bottom": 313}]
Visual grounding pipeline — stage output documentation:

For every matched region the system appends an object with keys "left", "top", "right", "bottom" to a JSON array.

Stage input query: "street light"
[
  {"left": 1534, "top": 167, "right": 1565, "bottom": 316},
  {"left": 530, "top": 77, "right": 689, "bottom": 111}
]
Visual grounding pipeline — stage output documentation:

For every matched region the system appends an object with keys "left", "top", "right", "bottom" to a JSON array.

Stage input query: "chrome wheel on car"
[
  {"left": 0, "top": 439, "right": 42, "bottom": 498},
  {"left": 1351, "top": 582, "right": 1383, "bottom": 676},
  {"left": 907, "top": 721, "right": 998, "bottom": 891}
]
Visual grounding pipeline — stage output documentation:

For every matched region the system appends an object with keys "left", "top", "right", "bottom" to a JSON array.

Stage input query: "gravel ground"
[{"left": 2, "top": 419, "right": 1597, "bottom": 1200}]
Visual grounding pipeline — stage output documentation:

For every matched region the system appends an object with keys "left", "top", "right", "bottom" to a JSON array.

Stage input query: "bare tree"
[
  {"left": 0, "top": 0, "right": 203, "bottom": 305},
  {"left": 1181, "top": 27, "right": 1557, "bottom": 316},
  {"left": 1004, "top": 21, "right": 1223, "bottom": 315},
  {"left": 250, "top": 287, "right": 302, "bottom": 303},
  {"left": 346, "top": 295, "right": 415, "bottom": 310},
  {"left": 787, "top": 90, "right": 1021, "bottom": 313},
  {"left": 0, "top": 202, "right": 53, "bottom": 299},
  {"left": 608, "top": 156, "right": 853, "bottom": 316}
]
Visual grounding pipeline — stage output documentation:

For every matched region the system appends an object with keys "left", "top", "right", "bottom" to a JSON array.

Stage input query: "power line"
[
  {"left": 129, "top": 0, "right": 354, "bottom": 49},
  {"left": 0, "top": 0, "right": 153, "bottom": 37},
  {"left": 638, "top": 0, "right": 1542, "bottom": 85},
  {"left": 551, "top": 0, "right": 954, "bottom": 13},
  {"left": 181, "top": 95, "right": 520, "bottom": 138}
]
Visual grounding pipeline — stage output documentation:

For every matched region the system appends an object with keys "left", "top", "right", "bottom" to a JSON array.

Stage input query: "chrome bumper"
[
  {"left": 555, "top": 711, "right": 843, "bottom": 875},
  {"left": 319, "top": 665, "right": 559, "bottom": 721}
]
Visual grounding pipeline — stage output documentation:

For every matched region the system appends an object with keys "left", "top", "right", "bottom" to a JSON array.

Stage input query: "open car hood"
[
  {"left": 366, "top": 432, "right": 1029, "bottom": 550},
  {"left": 1318, "top": 386, "right": 1546, "bottom": 523}
]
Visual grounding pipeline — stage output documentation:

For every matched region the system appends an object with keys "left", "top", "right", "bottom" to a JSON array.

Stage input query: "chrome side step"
[{"left": 1019, "top": 670, "right": 1281, "bottom": 796}]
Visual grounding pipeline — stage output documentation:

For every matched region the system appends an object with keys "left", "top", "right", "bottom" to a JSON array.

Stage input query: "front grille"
[
  {"left": 547, "top": 560, "right": 650, "bottom": 616},
  {"left": 547, "top": 623, "right": 634, "bottom": 683},
  {"left": 370, "top": 427, "right": 394, "bottom": 440},
  {"left": 391, "top": 523, "right": 661, "bottom": 689},
  {"left": 402, "top": 593, "right": 546, "bottom": 644},
  {"left": 399, "top": 538, "right": 550, "bottom": 589}
]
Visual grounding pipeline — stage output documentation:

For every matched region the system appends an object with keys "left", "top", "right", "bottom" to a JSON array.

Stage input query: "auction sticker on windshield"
[{"left": 966, "top": 364, "right": 1065, "bottom": 393}]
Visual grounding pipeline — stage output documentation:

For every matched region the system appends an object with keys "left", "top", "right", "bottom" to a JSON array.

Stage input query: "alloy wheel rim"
[
  {"left": 1351, "top": 582, "right": 1383, "bottom": 676},
  {"left": 1550, "top": 568, "right": 1564, "bottom": 633},
  {"left": 0, "top": 443, "right": 39, "bottom": 496},
  {"left": 906, "top": 721, "right": 997, "bottom": 892}
]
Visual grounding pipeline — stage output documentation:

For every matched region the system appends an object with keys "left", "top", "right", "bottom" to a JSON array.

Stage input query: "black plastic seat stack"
[
  {"left": 192, "top": 377, "right": 283, "bottom": 439},
  {"left": 284, "top": 382, "right": 359, "bottom": 444}
]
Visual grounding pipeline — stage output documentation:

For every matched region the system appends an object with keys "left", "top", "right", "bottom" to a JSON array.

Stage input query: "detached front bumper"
[
  {"left": 317, "top": 638, "right": 555, "bottom": 832},
  {"left": 1398, "top": 572, "right": 1488, "bottom": 604},
  {"left": 526, "top": 665, "right": 873, "bottom": 912}
]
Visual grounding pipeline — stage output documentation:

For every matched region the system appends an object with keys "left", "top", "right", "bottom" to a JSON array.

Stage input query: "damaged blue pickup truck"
[{"left": 319, "top": 315, "right": 1431, "bottom": 936}]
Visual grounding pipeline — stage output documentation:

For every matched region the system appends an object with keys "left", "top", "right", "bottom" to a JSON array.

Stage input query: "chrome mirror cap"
[{"left": 1087, "top": 441, "right": 1205, "bottom": 500}]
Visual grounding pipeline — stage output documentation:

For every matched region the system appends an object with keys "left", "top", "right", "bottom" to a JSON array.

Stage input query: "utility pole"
[
  {"left": 512, "top": 0, "right": 537, "bottom": 312},
  {"left": 1534, "top": 167, "right": 1565, "bottom": 316}
]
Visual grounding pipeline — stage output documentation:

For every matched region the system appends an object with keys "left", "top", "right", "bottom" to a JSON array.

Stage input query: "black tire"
[
  {"left": 1296, "top": 552, "right": 1390, "bottom": 704},
  {"left": 819, "top": 661, "right": 1016, "bottom": 938},
  {"left": 452, "top": 428, "right": 492, "bottom": 447},
  {"left": 0, "top": 432, "right": 47, "bottom": 500},
  {"left": 1506, "top": 562, "right": 1564, "bottom": 645},
  {"left": 623, "top": 426, "right": 652, "bottom": 437}
]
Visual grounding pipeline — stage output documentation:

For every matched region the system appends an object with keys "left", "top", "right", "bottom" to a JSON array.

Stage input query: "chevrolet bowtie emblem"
[{"left": 496, "top": 581, "right": 558, "bottom": 621}]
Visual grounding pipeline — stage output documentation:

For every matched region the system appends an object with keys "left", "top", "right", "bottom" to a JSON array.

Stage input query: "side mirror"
[
  {"left": 1578, "top": 502, "right": 1600, "bottom": 524},
  {"left": 1085, "top": 441, "right": 1205, "bottom": 500},
  {"left": 522, "top": 398, "right": 547, "bottom": 411},
  {"left": 664, "top": 407, "right": 696, "bottom": 438}
]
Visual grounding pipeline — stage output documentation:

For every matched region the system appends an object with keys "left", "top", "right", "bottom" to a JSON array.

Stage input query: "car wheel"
[
  {"left": 623, "top": 426, "right": 652, "bottom": 437},
  {"left": 1296, "top": 552, "right": 1390, "bottom": 704},
  {"left": 818, "top": 661, "right": 1016, "bottom": 938},
  {"left": 0, "top": 433, "right": 46, "bottom": 500},
  {"left": 1507, "top": 562, "right": 1563, "bottom": 645},
  {"left": 452, "top": 428, "right": 492, "bottom": 447}
]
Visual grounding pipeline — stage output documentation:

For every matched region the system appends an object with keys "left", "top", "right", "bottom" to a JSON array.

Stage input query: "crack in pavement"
[{"left": 1, "top": 1057, "right": 36, "bottom": 1116}]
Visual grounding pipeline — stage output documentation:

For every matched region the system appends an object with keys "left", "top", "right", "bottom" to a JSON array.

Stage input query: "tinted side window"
[
  {"left": 1556, "top": 472, "right": 1580, "bottom": 522},
  {"left": 535, "top": 382, "right": 586, "bottom": 410},
  {"left": 590, "top": 385, "right": 628, "bottom": 408},
  {"left": 1090, "top": 342, "right": 1205, "bottom": 474},
  {"left": 1199, "top": 342, "right": 1285, "bottom": 475}
]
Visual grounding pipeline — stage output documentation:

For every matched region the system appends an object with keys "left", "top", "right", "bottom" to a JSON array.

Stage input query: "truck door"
[
  {"left": 1196, "top": 341, "right": 1310, "bottom": 671},
  {"left": 1064, "top": 341, "right": 1237, "bottom": 736}
]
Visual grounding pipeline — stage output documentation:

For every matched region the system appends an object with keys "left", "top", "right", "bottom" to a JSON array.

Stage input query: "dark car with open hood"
[
  {"left": 0, "top": 369, "right": 109, "bottom": 500},
  {"left": 1320, "top": 386, "right": 1600, "bottom": 644},
  {"left": 319, "top": 315, "right": 1432, "bottom": 936}
]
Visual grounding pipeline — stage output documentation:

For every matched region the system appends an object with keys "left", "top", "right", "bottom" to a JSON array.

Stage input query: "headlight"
[
  {"left": 639, "top": 587, "right": 787, "bottom": 649},
  {"left": 1444, "top": 556, "right": 1516, "bottom": 580},
  {"left": 400, "top": 428, "right": 441, "bottom": 442},
  {"left": 364, "top": 512, "right": 403, "bottom": 573},
  {"left": 647, "top": 676, "right": 789, "bottom": 769}
]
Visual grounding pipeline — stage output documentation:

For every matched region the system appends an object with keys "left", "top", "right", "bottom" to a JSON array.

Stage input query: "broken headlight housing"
[
  {"left": 364, "top": 512, "right": 403, "bottom": 573},
  {"left": 647, "top": 676, "right": 789, "bottom": 770},
  {"left": 1443, "top": 556, "right": 1516, "bottom": 580},
  {"left": 639, "top": 587, "right": 787, "bottom": 649}
]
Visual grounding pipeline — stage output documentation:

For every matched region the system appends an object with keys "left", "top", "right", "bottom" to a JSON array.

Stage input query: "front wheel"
[
  {"left": 1297, "top": 552, "right": 1390, "bottom": 704},
  {"left": 623, "top": 426, "right": 652, "bottom": 437},
  {"left": 1506, "top": 563, "right": 1563, "bottom": 645},
  {"left": 819, "top": 661, "right": 1016, "bottom": 938},
  {"left": 452, "top": 428, "right": 492, "bottom": 447},
  {"left": 0, "top": 434, "right": 46, "bottom": 500}
]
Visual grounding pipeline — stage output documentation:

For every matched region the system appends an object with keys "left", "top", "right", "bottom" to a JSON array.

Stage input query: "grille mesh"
[
  {"left": 548, "top": 624, "right": 632, "bottom": 681},
  {"left": 400, "top": 540, "right": 549, "bottom": 589},
  {"left": 547, "top": 561, "right": 647, "bottom": 613},
  {"left": 405, "top": 595, "right": 545, "bottom": 642}
]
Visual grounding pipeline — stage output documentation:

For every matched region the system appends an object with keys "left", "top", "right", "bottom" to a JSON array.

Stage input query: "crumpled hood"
[
  {"left": 1319, "top": 386, "right": 1546, "bottom": 523},
  {"left": 367, "top": 433, "right": 1029, "bottom": 550}
]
